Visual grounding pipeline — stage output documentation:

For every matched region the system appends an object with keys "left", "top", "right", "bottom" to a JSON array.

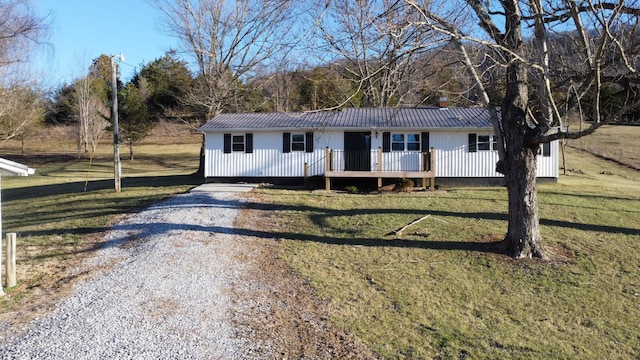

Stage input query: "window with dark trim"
[
  {"left": 385, "top": 132, "right": 423, "bottom": 152},
  {"left": 223, "top": 133, "right": 252, "bottom": 153},
  {"left": 291, "top": 134, "right": 305, "bottom": 151},
  {"left": 283, "top": 132, "right": 313, "bottom": 153},
  {"left": 469, "top": 134, "right": 497, "bottom": 152},
  {"left": 232, "top": 135, "right": 245, "bottom": 152}
]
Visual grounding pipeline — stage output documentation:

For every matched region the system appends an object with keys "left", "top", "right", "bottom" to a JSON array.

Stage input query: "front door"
[{"left": 344, "top": 132, "right": 371, "bottom": 171}]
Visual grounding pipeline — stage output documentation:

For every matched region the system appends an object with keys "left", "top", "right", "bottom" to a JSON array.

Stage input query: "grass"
[
  {"left": 570, "top": 124, "right": 640, "bottom": 170},
  {"left": 248, "top": 127, "right": 640, "bottom": 359},
  {"left": 0, "top": 127, "right": 202, "bottom": 310}
]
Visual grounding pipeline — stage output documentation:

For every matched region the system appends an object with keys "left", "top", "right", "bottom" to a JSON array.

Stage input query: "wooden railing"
[{"left": 319, "top": 147, "right": 436, "bottom": 191}]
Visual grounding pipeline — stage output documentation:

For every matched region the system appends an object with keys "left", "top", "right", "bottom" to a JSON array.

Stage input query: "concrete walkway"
[{"left": 190, "top": 183, "right": 259, "bottom": 193}]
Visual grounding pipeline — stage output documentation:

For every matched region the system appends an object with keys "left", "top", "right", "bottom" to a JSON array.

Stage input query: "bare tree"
[
  {"left": 0, "top": 79, "right": 46, "bottom": 151},
  {"left": 0, "top": 0, "right": 49, "bottom": 68},
  {"left": 73, "top": 74, "right": 109, "bottom": 157},
  {"left": 0, "top": 0, "right": 50, "bottom": 145},
  {"left": 312, "top": 0, "right": 433, "bottom": 108},
  {"left": 403, "top": 0, "right": 640, "bottom": 258},
  {"left": 150, "top": 0, "right": 295, "bottom": 121}
]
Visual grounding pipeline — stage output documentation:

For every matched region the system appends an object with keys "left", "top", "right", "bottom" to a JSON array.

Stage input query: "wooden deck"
[{"left": 317, "top": 147, "right": 436, "bottom": 191}]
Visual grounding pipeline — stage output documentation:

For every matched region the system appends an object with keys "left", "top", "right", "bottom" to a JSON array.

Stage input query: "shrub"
[
  {"left": 394, "top": 178, "right": 414, "bottom": 192},
  {"left": 345, "top": 185, "right": 359, "bottom": 194}
]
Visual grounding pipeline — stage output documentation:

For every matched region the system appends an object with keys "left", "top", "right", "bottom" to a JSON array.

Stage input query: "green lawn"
[{"left": 249, "top": 137, "right": 640, "bottom": 358}]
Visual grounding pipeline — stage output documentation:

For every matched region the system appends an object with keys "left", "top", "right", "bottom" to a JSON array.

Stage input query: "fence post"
[
  {"left": 304, "top": 162, "right": 309, "bottom": 188},
  {"left": 6, "top": 233, "right": 16, "bottom": 288}
]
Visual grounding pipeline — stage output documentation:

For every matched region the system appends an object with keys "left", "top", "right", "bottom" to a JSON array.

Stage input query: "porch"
[{"left": 306, "top": 147, "right": 436, "bottom": 191}]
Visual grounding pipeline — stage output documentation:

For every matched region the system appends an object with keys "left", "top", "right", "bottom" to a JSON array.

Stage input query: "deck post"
[
  {"left": 304, "top": 162, "right": 309, "bottom": 188},
  {"left": 377, "top": 147, "right": 382, "bottom": 190},
  {"left": 325, "top": 147, "right": 331, "bottom": 191},
  {"left": 430, "top": 147, "right": 436, "bottom": 191},
  {"left": 325, "top": 147, "right": 331, "bottom": 171}
]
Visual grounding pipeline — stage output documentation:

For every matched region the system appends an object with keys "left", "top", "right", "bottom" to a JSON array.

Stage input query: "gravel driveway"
[{"left": 0, "top": 186, "right": 264, "bottom": 359}]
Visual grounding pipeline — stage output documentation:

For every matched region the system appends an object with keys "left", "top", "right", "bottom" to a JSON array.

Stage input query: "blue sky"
[{"left": 35, "top": 0, "right": 177, "bottom": 85}]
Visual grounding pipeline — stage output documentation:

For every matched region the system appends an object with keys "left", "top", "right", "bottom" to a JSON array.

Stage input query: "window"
[
  {"left": 224, "top": 133, "right": 252, "bottom": 153},
  {"left": 283, "top": 132, "right": 314, "bottom": 153},
  {"left": 538, "top": 142, "right": 551, "bottom": 157},
  {"left": 391, "top": 134, "right": 405, "bottom": 151},
  {"left": 478, "top": 135, "right": 491, "bottom": 150},
  {"left": 291, "top": 134, "right": 305, "bottom": 151},
  {"left": 388, "top": 133, "right": 422, "bottom": 151},
  {"left": 469, "top": 133, "right": 496, "bottom": 152},
  {"left": 232, "top": 135, "right": 245, "bottom": 152},
  {"left": 407, "top": 133, "right": 420, "bottom": 151}
]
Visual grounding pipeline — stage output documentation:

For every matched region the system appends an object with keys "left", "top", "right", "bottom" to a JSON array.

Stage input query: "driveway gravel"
[{"left": 0, "top": 187, "right": 262, "bottom": 359}]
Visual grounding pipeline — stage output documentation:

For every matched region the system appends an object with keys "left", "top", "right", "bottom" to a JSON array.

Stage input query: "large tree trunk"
[
  {"left": 502, "top": 143, "right": 547, "bottom": 259},
  {"left": 500, "top": 95, "right": 547, "bottom": 258},
  {"left": 498, "top": 0, "right": 547, "bottom": 259}
]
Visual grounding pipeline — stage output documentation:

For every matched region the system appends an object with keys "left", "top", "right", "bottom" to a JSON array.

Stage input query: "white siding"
[
  {"left": 204, "top": 131, "right": 341, "bottom": 177},
  {"left": 203, "top": 130, "right": 558, "bottom": 179},
  {"left": 431, "top": 131, "right": 558, "bottom": 178}
]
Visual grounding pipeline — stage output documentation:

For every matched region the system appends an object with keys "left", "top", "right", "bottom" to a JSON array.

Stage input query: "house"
[{"left": 198, "top": 107, "right": 558, "bottom": 189}]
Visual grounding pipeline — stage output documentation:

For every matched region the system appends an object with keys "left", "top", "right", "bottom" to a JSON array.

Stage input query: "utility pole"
[{"left": 111, "top": 54, "right": 123, "bottom": 193}]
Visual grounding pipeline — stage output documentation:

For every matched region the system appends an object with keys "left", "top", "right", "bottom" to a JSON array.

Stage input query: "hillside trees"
[{"left": 403, "top": 0, "right": 640, "bottom": 258}]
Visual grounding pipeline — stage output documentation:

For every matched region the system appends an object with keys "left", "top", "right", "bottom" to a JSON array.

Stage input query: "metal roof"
[{"left": 199, "top": 107, "right": 494, "bottom": 131}]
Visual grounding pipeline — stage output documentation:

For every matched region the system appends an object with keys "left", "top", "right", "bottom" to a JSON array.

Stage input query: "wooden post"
[
  {"left": 325, "top": 147, "right": 331, "bottom": 171},
  {"left": 325, "top": 147, "right": 331, "bottom": 191},
  {"left": 377, "top": 147, "right": 383, "bottom": 190},
  {"left": 430, "top": 147, "right": 436, "bottom": 191},
  {"left": 6, "top": 233, "right": 16, "bottom": 288},
  {"left": 304, "top": 162, "right": 309, "bottom": 188}
]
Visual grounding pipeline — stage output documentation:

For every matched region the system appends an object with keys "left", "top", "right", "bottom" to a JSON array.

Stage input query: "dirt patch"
[{"left": 234, "top": 192, "right": 378, "bottom": 359}]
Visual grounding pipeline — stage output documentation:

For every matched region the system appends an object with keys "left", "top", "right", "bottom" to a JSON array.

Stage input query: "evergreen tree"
[{"left": 119, "top": 82, "right": 152, "bottom": 160}]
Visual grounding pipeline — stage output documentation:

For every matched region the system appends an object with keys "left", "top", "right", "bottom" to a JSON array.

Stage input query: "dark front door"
[{"left": 344, "top": 132, "right": 371, "bottom": 171}]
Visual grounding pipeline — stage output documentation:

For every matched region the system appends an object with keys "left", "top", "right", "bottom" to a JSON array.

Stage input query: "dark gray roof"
[{"left": 199, "top": 107, "right": 494, "bottom": 131}]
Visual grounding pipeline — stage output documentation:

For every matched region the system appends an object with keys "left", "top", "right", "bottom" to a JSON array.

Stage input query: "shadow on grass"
[
  {"left": 7, "top": 187, "right": 639, "bottom": 261},
  {"left": 249, "top": 201, "right": 640, "bottom": 237},
  {"left": 3, "top": 174, "right": 202, "bottom": 201}
]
